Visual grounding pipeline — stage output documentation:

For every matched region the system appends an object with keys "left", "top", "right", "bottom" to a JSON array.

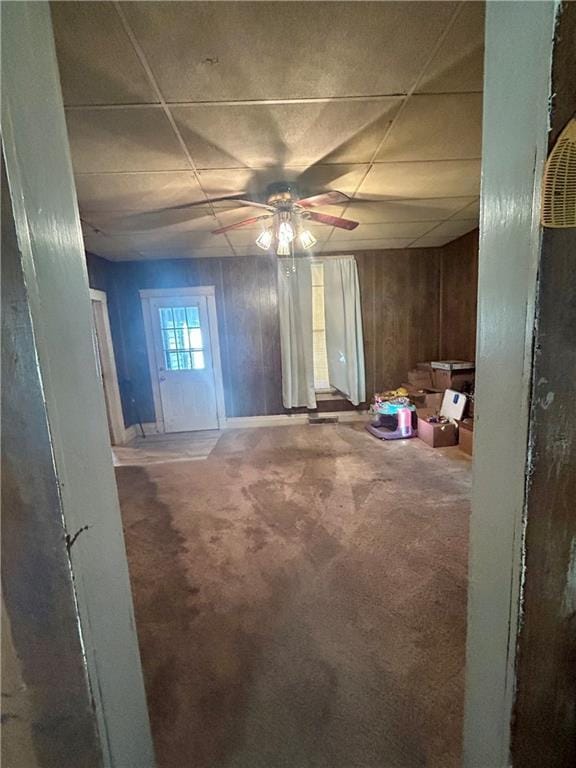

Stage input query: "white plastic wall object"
[{"left": 440, "top": 389, "right": 467, "bottom": 421}]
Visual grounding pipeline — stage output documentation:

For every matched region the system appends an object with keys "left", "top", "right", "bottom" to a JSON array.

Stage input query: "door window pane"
[
  {"left": 159, "top": 307, "right": 175, "bottom": 329},
  {"left": 186, "top": 306, "right": 200, "bottom": 328},
  {"left": 191, "top": 351, "right": 205, "bottom": 370},
  {"left": 188, "top": 328, "right": 203, "bottom": 349},
  {"left": 159, "top": 305, "right": 206, "bottom": 371},
  {"left": 162, "top": 329, "right": 177, "bottom": 351},
  {"left": 167, "top": 351, "right": 180, "bottom": 370},
  {"left": 173, "top": 307, "right": 187, "bottom": 329}
]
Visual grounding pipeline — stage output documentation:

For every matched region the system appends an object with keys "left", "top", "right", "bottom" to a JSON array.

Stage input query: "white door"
[{"left": 149, "top": 295, "right": 219, "bottom": 432}]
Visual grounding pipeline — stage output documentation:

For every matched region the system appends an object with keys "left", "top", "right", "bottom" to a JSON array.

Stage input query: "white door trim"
[
  {"left": 90, "top": 289, "right": 127, "bottom": 445},
  {"left": 139, "top": 286, "right": 226, "bottom": 432},
  {"left": 464, "top": 3, "right": 558, "bottom": 767}
]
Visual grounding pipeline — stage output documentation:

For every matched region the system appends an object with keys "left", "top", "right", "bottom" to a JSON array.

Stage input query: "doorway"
[
  {"left": 90, "top": 289, "right": 126, "bottom": 446},
  {"left": 140, "top": 287, "right": 226, "bottom": 433}
]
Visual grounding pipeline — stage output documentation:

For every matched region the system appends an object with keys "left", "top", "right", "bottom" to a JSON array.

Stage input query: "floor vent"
[{"left": 308, "top": 416, "right": 339, "bottom": 424}]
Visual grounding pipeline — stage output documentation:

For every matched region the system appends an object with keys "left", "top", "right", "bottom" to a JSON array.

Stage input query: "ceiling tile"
[
  {"left": 75, "top": 172, "right": 204, "bottom": 211},
  {"left": 121, "top": 1, "right": 456, "bottom": 101},
  {"left": 66, "top": 108, "right": 189, "bottom": 173},
  {"left": 51, "top": 2, "right": 158, "bottom": 106},
  {"left": 323, "top": 238, "right": 416, "bottom": 252},
  {"left": 357, "top": 160, "right": 481, "bottom": 199},
  {"left": 411, "top": 218, "right": 478, "bottom": 247},
  {"left": 136, "top": 245, "right": 235, "bottom": 260},
  {"left": 344, "top": 196, "right": 477, "bottom": 223},
  {"left": 417, "top": 1, "right": 485, "bottom": 94},
  {"left": 328, "top": 221, "right": 434, "bottom": 240},
  {"left": 172, "top": 99, "right": 402, "bottom": 169},
  {"left": 82, "top": 229, "right": 143, "bottom": 260},
  {"left": 83, "top": 206, "right": 218, "bottom": 236},
  {"left": 376, "top": 93, "right": 482, "bottom": 162},
  {"left": 451, "top": 198, "right": 480, "bottom": 220},
  {"left": 125, "top": 227, "right": 226, "bottom": 251}
]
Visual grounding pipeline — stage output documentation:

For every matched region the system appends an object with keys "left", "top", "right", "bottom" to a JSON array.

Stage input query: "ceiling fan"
[
  {"left": 207, "top": 183, "right": 359, "bottom": 255},
  {"left": 141, "top": 183, "right": 358, "bottom": 256}
]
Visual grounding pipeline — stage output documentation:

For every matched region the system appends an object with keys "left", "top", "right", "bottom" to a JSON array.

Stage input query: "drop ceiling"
[{"left": 51, "top": 1, "right": 484, "bottom": 260}]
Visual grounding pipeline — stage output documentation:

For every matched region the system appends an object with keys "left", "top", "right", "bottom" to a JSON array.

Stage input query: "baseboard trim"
[
  {"left": 123, "top": 422, "right": 160, "bottom": 442},
  {"left": 224, "top": 411, "right": 368, "bottom": 429}
]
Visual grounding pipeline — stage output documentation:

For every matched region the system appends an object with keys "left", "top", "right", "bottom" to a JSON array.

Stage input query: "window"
[
  {"left": 311, "top": 263, "right": 330, "bottom": 391},
  {"left": 158, "top": 306, "right": 205, "bottom": 370}
]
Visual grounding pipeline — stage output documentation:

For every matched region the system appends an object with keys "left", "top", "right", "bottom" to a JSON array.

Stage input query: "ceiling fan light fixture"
[
  {"left": 276, "top": 238, "right": 291, "bottom": 257},
  {"left": 299, "top": 229, "right": 317, "bottom": 250},
  {"left": 278, "top": 219, "right": 295, "bottom": 244},
  {"left": 256, "top": 228, "right": 273, "bottom": 250}
]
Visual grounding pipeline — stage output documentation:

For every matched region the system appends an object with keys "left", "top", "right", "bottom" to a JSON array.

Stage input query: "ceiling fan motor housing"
[{"left": 265, "top": 182, "right": 299, "bottom": 207}]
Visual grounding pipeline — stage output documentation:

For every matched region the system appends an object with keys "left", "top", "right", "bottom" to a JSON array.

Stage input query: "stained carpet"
[{"left": 116, "top": 424, "right": 471, "bottom": 768}]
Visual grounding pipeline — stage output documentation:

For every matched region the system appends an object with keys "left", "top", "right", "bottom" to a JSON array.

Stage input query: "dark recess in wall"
[{"left": 86, "top": 234, "right": 478, "bottom": 426}]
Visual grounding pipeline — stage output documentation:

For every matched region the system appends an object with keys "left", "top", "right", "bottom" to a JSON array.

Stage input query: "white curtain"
[
  {"left": 277, "top": 261, "right": 317, "bottom": 409},
  {"left": 323, "top": 257, "right": 366, "bottom": 406}
]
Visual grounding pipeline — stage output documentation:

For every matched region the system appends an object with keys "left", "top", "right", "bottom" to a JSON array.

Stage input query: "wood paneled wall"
[
  {"left": 439, "top": 229, "right": 479, "bottom": 361},
  {"left": 354, "top": 248, "right": 441, "bottom": 394},
  {"left": 87, "top": 242, "right": 467, "bottom": 424},
  {"left": 88, "top": 254, "right": 285, "bottom": 422}
]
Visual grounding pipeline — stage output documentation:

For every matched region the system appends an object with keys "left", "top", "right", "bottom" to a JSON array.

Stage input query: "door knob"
[{"left": 159, "top": 376, "right": 166, "bottom": 382}]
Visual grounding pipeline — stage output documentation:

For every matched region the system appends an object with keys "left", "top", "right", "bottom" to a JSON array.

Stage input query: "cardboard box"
[
  {"left": 458, "top": 418, "right": 474, "bottom": 455},
  {"left": 416, "top": 408, "right": 458, "bottom": 447},
  {"left": 432, "top": 368, "right": 475, "bottom": 392},
  {"left": 431, "top": 360, "right": 475, "bottom": 371},
  {"left": 423, "top": 392, "right": 443, "bottom": 410},
  {"left": 408, "top": 368, "right": 433, "bottom": 387},
  {"left": 406, "top": 390, "right": 427, "bottom": 407}
]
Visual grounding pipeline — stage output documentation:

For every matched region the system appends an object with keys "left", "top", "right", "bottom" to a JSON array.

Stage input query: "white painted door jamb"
[
  {"left": 2, "top": 4, "right": 155, "bottom": 766},
  {"left": 463, "top": 2, "right": 558, "bottom": 767},
  {"left": 90, "top": 289, "right": 127, "bottom": 445}
]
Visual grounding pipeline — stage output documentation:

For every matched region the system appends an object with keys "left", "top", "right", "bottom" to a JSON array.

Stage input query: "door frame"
[
  {"left": 463, "top": 2, "right": 559, "bottom": 766},
  {"left": 139, "top": 286, "right": 226, "bottom": 432},
  {"left": 89, "top": 289, "right": 127, "bottom": 445}
]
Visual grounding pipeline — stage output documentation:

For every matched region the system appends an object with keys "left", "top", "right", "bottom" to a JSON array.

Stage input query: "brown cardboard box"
[
  {"left": 458, "top": 418, "right": 474, "bottom": 455},
  {"left": 408, "top": 369, "right": 433, "bottom": 387},
  {"left": 406, "top": 390, "right": 427, "bottom": 407},
  {"left": 432, "top": 369, "right": 475, "bottom": 392},
  {"left": 423, "top": 392, "right": 443, "bottom": 411},
  {"left": 416, "top": 409, "right": 458, "bottom": 447}
]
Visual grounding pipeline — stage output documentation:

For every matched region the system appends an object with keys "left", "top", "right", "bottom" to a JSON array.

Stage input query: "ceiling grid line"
[
  {"left": 63, "top": 91, "right": 483, "bottom": 112},
  {"left": 112, "top": 0, "right": 238, "bottom": 257},
  {"left": 408, "top": 195, "right": 480, "bottom": 247},
  {"left": 323, "top": 0, "right": 469, "bottom": 252}
]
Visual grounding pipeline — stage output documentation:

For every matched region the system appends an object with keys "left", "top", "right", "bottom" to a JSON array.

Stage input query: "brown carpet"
[{"left": 116, "top": 424, "right": 471, "bottom": 768}]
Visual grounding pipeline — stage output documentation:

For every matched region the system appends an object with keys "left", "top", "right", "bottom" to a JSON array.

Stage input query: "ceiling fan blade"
[
  {"left": 133, "top": 194, "right": 275, "bottom": 217},
  {"left": 306, "top": 211, "right": 359, "bottom": 230},
  {"left": 297, "top": 190, "right": 351, "bottom": 208},
  {"left": 212, "top": 215, "right": 272, "bottom": 235}
]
